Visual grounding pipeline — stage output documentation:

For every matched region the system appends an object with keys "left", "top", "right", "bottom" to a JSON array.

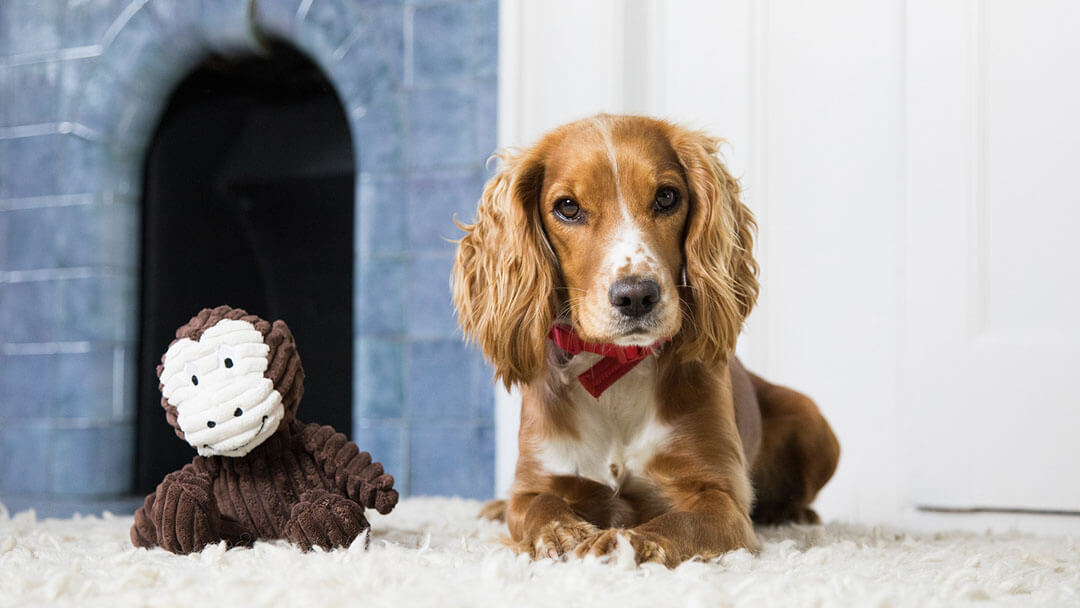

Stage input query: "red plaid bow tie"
[{"left": 548, "top": 324, "right": 669, "bottom": 398}]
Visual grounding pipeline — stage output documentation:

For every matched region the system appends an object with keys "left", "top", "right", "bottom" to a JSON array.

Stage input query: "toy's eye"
[
  {"left": 184, "top": 362, "right": 200, "bottom": 386},
  {"left": 218, "top": 344, "right": 237, "bottom": 370},
  {"left": 207, "top": 420, "right": 216, "bottom": 428}
]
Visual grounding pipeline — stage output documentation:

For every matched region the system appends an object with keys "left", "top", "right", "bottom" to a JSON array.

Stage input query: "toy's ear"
[
  {"left": 157, "top": 360, "right": 185, "bottom": 441},
  {"left": 451, "top": 149, "right": 557, "bottom": 388},
  {"left": 264, "top": 319, "right": 305, "bottom": 419}
]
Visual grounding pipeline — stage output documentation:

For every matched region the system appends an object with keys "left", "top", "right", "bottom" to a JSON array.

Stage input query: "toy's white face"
[{"left": 160, "top": 318, "right": 284, "bottom": 457}]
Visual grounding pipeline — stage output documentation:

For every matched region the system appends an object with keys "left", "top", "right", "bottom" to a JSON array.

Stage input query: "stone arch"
[{"left": 60, "top": 0, "right": 407, "bottom": 495}]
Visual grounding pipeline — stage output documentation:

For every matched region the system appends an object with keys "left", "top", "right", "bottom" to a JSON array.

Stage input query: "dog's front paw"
[
  {"left": 525, "top": 520, "right": 599, "bottom": 560},
  {"left": 575, "top": 528, "right": 676, "bottom": 567}
]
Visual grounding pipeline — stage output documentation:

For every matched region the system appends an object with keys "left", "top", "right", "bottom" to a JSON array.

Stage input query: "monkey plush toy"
[{"left": 131, "top": 305, "right": 398, "bottom": 554}]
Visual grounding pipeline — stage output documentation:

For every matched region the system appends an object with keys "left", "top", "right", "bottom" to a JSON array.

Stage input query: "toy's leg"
[
  {"left": 284, "top": 489, "right": 370, "bottom": 551},
  {"left": 131, "top": 493, "right": 158, "bottom": 548},
  {"left": 749, "top": 373, "right": 840, "bottom": 525}
]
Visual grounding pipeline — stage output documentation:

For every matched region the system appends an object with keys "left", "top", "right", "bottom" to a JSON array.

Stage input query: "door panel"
[{"left": 905, "top": 0, "right": 1080, "bottom": 511}]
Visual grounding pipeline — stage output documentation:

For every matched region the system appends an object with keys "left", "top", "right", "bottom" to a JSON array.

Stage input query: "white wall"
[{"left": 495, "top": 0, "right": 1080, "bottom": 534}]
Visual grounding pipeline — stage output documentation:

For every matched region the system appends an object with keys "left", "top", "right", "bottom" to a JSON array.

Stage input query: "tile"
[
  {"left": 0, "top": 211, "right": 8, "bottom": 270},
  {"left": 248, "top": 0, "right": 306, "bottom": 40},
  {"left": 92, "top": 202, "right": 139, "bottom": 269},
  {"left": 0, "top": 279, "right": 62, "bottom": 344},
  {"left": 469, "top": 349, "right": 495, "bottom": 422},
  {"left": 51, "top": 423, "right": 133, "bottom": 495},
  {"left": 351, "top": 93, "right": 406, "bottom": 172},
  {"left": 407, "top": 87, "right": 476, "bottom": 169},
  {"left": 199, "top": 0, "right": 260, "bottom": 52},
  {"left": 62, "top": 0, "right": 118, "bottom": 48},
  {"left": 354, "top": 338, "right": 405, "bottom": 420},
  {"left": 406, "top": 254, "right": 458, "bottom": 339},
  {"left": 295, "top": 0, "right": 362, "bottom": 65},
  {"left": 9, "top": 201, "right": 143, "bottom": 271},
  {"left": 330, "top": 4, "right": 404, "bottom": 107},
  {"left": 0, "top": 354, "right": 57, "bottom": 421},
  {"left": 2, "top": 61, "right": 62, "bottom": 127},
  {"left": 407, "top": 338, "right": 472, "bottom": 421},
  {"left": 469, "top": 0, "right": 498, "bottom": 80},
  {"left": 0, "top": 421, "right": 53, "bottom": 494},
  {"left": 411, "top": 2, "right": 470, "bottom": 86},
  {"left": 407, "top": 168, "right": 483, "bottom": 252},
  {"left": 356, "top": 172, "right": 408, "bottom": 257},
  {"left": 0, "top": 494, "right": 143, "bottom": 519},
  {"left": 408, "top": 422, "right": 494, "bottom": 499},
  {"left": 58, "top": 56, "right": 99, "bottom": 122},
  {"left": 0, "top": 138, "right": 8, "bottom": 199},
  {"left": 3, "top": 1, "right": 63, "bottom": 56},
  {"left": 58, "top": 136, "right": 109, "bottom": 197},
  {"left": 145, "top": 0, "right": 213, "bottom": 64},
  {"left": 53, "top": 348, "right": 117, "bottom": 420},
  {"left": 73, "top": 64, "right": 128, "bottom": 142},
  {"left": 0, "top": 67, "right": 7, "bottom": 127},
  {"left": 5, "top": 134, "right": 61, "bottom": 199},
  {"left": 55, "top": 274, "right": 137, "bottom": 343},
  {"left": 350, "top": 421, "right": 407, "bottom": 494},
  {"left": 4, "top": 206, "right": 66, "bottom": 270},
  {"left": 474, "top": 78, "right": 498, "bottom": 162},
  {"left": 355, "top": 259, "right": 406, "bottom": 336}
]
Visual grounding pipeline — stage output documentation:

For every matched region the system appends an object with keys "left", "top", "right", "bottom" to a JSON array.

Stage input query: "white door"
[{"left": 905, "top": 0, "right": 1080, "bottom": 512}]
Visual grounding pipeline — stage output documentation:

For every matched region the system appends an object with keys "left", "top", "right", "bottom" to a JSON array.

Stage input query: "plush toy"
[{"left": 131, "top": 305, "right": 398, "bottom": 554}]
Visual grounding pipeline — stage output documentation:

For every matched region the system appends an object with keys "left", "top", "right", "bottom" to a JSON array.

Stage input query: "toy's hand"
[
  {"left": 346, "top": 458, "right": 399, "bottom": 514},
  {"left": 149, "top": 470, "right": 222, "bottom": 553},
  {"left": 284, "top": 489, "right": 370, "bottom": 551}
]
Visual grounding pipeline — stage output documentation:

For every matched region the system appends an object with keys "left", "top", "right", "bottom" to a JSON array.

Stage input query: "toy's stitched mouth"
[{"left": 203, "top": 415, "right": 268, "bottom": 453}]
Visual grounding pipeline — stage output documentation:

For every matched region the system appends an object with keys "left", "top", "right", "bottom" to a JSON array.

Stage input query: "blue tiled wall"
[{"left": 0, "top": 0, "right": 497, "bottom": 513}]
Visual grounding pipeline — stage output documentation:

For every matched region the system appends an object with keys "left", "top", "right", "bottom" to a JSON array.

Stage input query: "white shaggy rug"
[{"left": 1, "top": 497, "right": 1078, "bottom": 607}]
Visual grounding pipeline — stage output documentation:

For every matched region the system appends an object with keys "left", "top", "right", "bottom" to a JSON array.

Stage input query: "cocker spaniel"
[{"left": 452, "top": 114, "right": 839, "bottom": 567}]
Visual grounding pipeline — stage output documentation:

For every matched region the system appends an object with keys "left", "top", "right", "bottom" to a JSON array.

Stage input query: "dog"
[{"left": 451, "top": 114, "right": 839, "bottom": 567}]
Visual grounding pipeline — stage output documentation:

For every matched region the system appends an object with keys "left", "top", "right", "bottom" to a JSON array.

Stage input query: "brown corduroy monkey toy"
[{"left": 131, "top": 305, "right": 398, "bottom": 554}]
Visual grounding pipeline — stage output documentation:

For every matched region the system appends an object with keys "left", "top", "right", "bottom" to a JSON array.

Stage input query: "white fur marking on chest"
[{"left": 538, "top": 355, "right": 671, "bottom": 489}]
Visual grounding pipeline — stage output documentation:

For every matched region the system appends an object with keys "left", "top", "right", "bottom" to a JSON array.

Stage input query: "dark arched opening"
[{"left": 135, "top": 41, "right": 355, "bottom": 493}]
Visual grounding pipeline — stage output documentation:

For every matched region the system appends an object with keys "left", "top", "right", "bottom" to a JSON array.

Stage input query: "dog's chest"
[{"left": 537, "top": 355, "right": 670, "bottom": 489}]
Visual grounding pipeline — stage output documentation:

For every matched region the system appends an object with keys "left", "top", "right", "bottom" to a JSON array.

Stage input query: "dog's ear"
[
  {"left": 452, "top": 150, "right": 556, "bottom": 388},
  {"left": 671, "top": 128, "right": 759, "bottom": 366}
]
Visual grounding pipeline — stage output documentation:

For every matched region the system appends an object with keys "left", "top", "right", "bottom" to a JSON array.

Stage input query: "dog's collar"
[{"left": 548, "top": 324, "right": 670, "bottom": 398}]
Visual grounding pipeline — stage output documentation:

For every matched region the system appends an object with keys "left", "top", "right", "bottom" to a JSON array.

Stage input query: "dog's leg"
[
  {"left": 577, "top": 480, "right": 759, "bottom": 567},
  {"left": 749, "top": 373, "right": 839, "bottom": 525},
  {"left": 508, "top": 492, "right": 599, "bottom": 560}
]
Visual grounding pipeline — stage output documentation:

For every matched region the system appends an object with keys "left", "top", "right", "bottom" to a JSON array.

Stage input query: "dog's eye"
[
  {"left": 554, "top": 198, "right": 582, "bottom": 222},
  {"left": 654, "top": 187, "right": 680, "bottom": 213}
]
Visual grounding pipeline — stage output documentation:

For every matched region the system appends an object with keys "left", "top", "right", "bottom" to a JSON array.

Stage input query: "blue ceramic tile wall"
[{"left": 0, "top": 0, "right": 498, "bottom": 509}]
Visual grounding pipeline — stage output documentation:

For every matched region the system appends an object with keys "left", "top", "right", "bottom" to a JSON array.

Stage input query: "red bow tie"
[{"left": 548, "top": 324, "right": 669, "bottom": 398}]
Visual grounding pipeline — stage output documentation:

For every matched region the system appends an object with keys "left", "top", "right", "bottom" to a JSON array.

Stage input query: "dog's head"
[{"left": 453, "top": 114, "right": 758, "bottom": 387}]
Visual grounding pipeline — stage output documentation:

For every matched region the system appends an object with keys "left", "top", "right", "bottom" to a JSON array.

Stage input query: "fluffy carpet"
[{"left": 1, "top": 497, "right": 1077, "bottom": 607}]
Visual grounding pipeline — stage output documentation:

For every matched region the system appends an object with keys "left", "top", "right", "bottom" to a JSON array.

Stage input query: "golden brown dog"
[{"left": 452, "top": 114, "right": 839, "bottom": 567}]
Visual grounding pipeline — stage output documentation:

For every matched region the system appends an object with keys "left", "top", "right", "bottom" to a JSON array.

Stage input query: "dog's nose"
[{"left": 609, "top": 277, "right": 660, "bottom": 318}]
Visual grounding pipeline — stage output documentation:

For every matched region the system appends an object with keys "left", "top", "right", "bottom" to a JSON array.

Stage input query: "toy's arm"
[
  {"left": 130, "top": 458, "right": 224, "bottom": 553},
  {"left": 299, "top": 423, "right": 399, "bottom": 514}
]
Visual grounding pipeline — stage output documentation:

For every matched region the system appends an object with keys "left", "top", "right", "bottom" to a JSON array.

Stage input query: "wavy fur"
[
  {"left": 451, "top": 151, "right": 558, "bottom": 388},
  {"left": 670, "top": 129, "right": 760, "bottom": 366}
]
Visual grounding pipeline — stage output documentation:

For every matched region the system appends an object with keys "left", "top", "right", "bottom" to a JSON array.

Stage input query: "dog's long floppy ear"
[
  {"left": 452, "top": 150, "right": 556, "bottom": 388},
  {"left": 671, "top": 128, "right": 760, "bottom": 366}
]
